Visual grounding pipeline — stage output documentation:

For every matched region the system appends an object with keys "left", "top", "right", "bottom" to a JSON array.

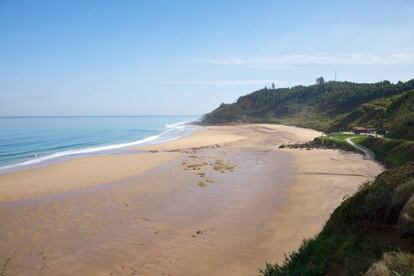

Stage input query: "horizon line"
[{"left": 0, "top": 115, "right": 202, "bottom": 118}]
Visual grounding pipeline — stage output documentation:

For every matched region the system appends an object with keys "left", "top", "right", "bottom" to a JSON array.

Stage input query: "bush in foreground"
[{"left": 365, "top": 252, "right": 414, "bottom": 276}]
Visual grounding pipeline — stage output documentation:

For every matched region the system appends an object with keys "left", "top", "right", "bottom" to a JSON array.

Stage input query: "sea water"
[{"left": 0, "top": 116, "right": 200, "bottom": 172}]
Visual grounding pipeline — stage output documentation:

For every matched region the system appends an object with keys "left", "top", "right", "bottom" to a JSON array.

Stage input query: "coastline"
[
  {"left": 0, "top": 118, "right": 200, "bottom": 174},
  {"left": 0, "top": 124, "right": 383, "bottom": 275}
]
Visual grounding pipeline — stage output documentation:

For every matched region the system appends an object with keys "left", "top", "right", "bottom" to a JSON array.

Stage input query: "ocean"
[{"left": 0, "top": 116, "right": 200, "bottom": 172}]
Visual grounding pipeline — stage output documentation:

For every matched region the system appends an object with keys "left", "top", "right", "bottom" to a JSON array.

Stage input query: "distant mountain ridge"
[{"left": 202, "top": 79, "right": 414, "bottom": 140}]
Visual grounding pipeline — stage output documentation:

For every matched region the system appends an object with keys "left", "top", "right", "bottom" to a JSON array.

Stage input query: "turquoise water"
[{"left": 0, "top": 116, "right": 200, "bottom": 171}]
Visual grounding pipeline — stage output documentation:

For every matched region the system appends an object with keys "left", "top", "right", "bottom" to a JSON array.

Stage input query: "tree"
[
  {"left": 316, "top": 77, "right": 325, "bottom": 85},
  {"left": 271, "top": 83, "right": 275, "bottom": 90}
]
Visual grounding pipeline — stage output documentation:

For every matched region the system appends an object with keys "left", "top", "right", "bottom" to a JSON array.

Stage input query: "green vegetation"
[
  {"left": 330, "top": 89, "right": 414, "bottom": 139},
  {"left": 202, "top": 78, "right": 414, "bottom": 274},
  {"left": 324, "top": 133, "right": 360, "bottom": 140},
  {"left": 212, "top": 160, "right": 235, "bottom": 173},
  {"left": 197, "top": 180, "right": 206, "bottom": 187},
  {"left": 365, "top": 252, "right": 414, "bottom": 276},
  {"left": 316, "top": 132, "right": 414, "bottom": 169},
  {"left": 280, "top": 133, "right": 367, "bottom": 152},
  {"left": 319, "top": 133, "right": 366, "bottom": 151},
  {"left": 349, "top": 135, "right": 367, "bottom": 144},
  {"left": 360, "top": 138, "right": 414, "bottom": 168},
  {"left": 262, "top": 165, "right": 414, "bottom": 276},
  {"left": 202, "top": 79, "right": 414, "bottom": 141}
]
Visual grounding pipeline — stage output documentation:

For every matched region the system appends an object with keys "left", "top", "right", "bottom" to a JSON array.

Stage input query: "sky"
[{"left": 1, "top": 0, "right": 413, "bottom": 116}]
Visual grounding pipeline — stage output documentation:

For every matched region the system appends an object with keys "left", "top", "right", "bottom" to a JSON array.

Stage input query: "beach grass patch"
[
  {"left": 197, "top": 181, "right": 206, "bottom": 187},
  {"left": 212, "top": 160, "right": 236, "bottom": 173},
  {"left": 186, "top": 164, "right": 203, "bottom": 170}
]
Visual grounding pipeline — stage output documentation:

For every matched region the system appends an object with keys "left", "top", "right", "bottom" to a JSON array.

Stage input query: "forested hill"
[{"left": 202, "top": 79, "right": 414, "bottom": 139}]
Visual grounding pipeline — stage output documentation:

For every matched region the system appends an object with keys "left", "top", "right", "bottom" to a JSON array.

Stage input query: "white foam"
[
  {"left": 166, "top": 120, "right": 191, "bottom": 129},
  {"left": 0, "top": 120, "right": 199, "bottom": 172}
]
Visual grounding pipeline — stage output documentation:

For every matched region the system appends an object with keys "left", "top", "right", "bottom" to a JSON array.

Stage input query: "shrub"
[
  {"left": 399, "top": 196, "right": 414, "bottom": 237},
  {"left": 365, "top": 252, "right": 414, "bottom": 276}
]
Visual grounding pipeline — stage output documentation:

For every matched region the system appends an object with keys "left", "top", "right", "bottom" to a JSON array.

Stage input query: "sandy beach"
[{"left": 0, "top": 124, "right": 383, "bottom": 275}]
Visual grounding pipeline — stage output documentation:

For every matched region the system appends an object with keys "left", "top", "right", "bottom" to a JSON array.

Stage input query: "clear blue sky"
[{"left": 1, "top": 0, "right": 413, "bottom": 116}]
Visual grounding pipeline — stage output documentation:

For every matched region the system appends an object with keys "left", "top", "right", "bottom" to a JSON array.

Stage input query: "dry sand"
[{"left": 0, "top": 124, "right": 383, "bottom": 275}]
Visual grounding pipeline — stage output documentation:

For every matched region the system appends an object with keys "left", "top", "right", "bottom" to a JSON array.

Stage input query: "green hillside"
[
  {"left": 202, "top": 79, "right": 414, "bottom": 140},
  {"left": 360, "top": 138, "right": 414, "bottom": 168},
  {"left": 202, "top": 78, "right": 414, "bottom": 275},
  {"left": 329, "top": 90, "right": 414, "bottom": 139}
]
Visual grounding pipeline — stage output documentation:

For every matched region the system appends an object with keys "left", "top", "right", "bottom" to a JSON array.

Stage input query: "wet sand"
[{"left": 0, "top": 124, "right": 383, "bottom": 275}]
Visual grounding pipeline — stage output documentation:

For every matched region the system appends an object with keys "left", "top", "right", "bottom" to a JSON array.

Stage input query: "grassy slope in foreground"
[{"left": 262, "top": 164, "right": 414, "bottom": 276}]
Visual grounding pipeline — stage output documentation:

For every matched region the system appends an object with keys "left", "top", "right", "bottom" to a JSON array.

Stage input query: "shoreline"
[
  {"left": 0, "top": 120, "right": 200, "bottom": 174},
  {"left": 0, "top": 124, "right": 383, "bottom": 275}
]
